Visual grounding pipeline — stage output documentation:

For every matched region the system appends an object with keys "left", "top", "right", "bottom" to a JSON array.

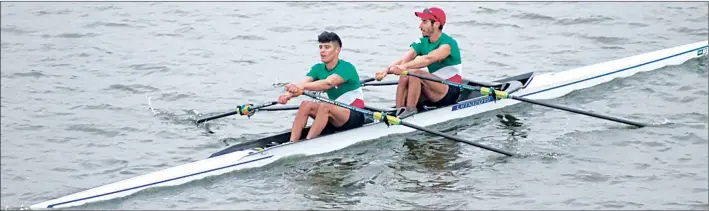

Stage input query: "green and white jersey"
[
  {"left": 305, "top": 59, "right": 365, "bottom": 108},
  {"left": 410, "top": 32, "right": 463, "bottom": 83}
]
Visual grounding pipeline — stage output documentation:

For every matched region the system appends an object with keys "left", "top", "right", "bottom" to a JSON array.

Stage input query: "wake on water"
[{"left": 145, "top": 95, "right": 216, "bottom": 134}]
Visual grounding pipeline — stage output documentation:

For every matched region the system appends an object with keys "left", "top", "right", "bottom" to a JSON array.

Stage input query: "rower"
[
  {"left": 277, "top": 31, "right": 367, "bottom": 142},
  {"left": 375, "top": 7, "right": 462, "bottom": 118}
]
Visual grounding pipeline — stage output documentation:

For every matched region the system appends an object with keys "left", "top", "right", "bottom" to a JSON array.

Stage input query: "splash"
[{"left": 147, "top": 96, "right": 158, "bottom": 115}]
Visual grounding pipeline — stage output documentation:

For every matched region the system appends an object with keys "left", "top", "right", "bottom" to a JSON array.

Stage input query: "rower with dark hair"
[{"left": 278, "top": 31, "right": 366, "bottom": 142}]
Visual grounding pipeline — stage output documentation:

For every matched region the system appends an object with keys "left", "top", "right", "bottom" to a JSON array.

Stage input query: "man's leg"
[
  {"left": 407, "top": 69, "right": 449, "bottom": 107},
  {"left": 405, "top": 76, "right": 422, "bottom": 109},
  {"left": 305, "top": 104, "right": 352, "bottom": 139},
  {"left": 395, "top": 75, "right": 409, "bottom": 108},
  {"left": 289, "top": 101, "right": 320, "bottom": 142}
]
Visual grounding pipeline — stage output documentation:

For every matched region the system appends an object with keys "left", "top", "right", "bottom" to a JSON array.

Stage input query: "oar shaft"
[
  {"left": 195, "top": 111, "right": 238, "bottom": 124},
  {"left": 399, "top": 121, "right": 515, "bottom": 156},
  {"left": 404, "top": 71, "right": 481, "bottom": 91},
  {"left": 195, "top": 101, "right": 277, "bottom": 124},
  {"left": 360, "top": 77, "right": 376, "bottom": 84},
  {"left": 405, "top": 71, "right": 647, "bottom": 128},
  {"left": 299, "top": 91, "right": 515, "bottom": 157},
  {"left": 300, "top": 91, "right": 375, "bottom": 116},
  {"left": 509, "top": 96, "right": 647, "bottom": 127},
  {"left": 362, "top": 81, "right": 399, "bottom": 86},
  {"left": 258, "top": 105, "right": 300, "bottom": 111}
]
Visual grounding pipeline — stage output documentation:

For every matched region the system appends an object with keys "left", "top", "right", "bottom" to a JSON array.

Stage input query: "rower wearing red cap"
[{"left": 375, "top": 7, "right": 462, "bottom": 117}]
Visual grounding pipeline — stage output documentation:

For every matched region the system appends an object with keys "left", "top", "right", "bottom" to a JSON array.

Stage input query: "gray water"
[{"left": 1, "top": 2, "right": 707, "bottom": 210}]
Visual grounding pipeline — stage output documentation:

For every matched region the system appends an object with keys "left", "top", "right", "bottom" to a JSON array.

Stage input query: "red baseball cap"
[{"left": 414, "top": 7, "right": 446, "bottom": 26}]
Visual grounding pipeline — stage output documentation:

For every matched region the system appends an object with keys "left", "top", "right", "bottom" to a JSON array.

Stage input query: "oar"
[
  {"left": 296, "top": 90, "right": 516, "bottom": 157},
  {"left": 402, "top": 71, "right": 648, "bottom": 128},
  {"left": 195, "top": 77, "right": 379, "bottom": 124},
  {"left": 362, "top": 80, "right": 398, "bottom": 86},
  {"left": 194, "top": 101, "right": 277, "bottom": 124},
  {"left": 258, "top": 105, "right": 300, "bottom": 111},
  {"left": 360, "top": 77, "right": 376, "bottom": 84}
]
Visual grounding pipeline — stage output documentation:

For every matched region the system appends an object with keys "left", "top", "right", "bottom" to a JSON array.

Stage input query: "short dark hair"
[{"left": 318, "top": 31, "right": 342, "bottom": 48}]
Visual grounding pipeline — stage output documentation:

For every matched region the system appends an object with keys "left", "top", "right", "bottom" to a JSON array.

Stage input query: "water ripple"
[
  {"left": 83, "top": 20, "right": 142, "bottom": 29},
  {"left": 1, "top": 25, "right": 36, "bottom": 35},
  {"left": 555, "top": 15, "right": 613, "bottom": 25},
  {"left": 671, "top": 27, "right": 709, "bottom": 37},
  {"left": 103, "top": 84, "right": 160, "bottom": 94},
  {"left": 66, "top": 124, "right": 122, "bottom": 138},
  {"left": 2, "top": 2, "right": 707, "bottom": 210},
  {"left": 50, "top": 32, "right": 101, "bottom": 38},
  {"left": 230, "top": 35, "right": 267, "bottom": 40},
  {"left": 453, "top": 20, "right": 521, "bottom": 28},
  {"left": 511, "top": 12, "right": 556, "bottom": 21}
]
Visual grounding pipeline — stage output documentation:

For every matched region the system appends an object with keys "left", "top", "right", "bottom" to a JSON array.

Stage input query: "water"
[{"left": 1, "top": 2, "right": 707, "bottom": 210}]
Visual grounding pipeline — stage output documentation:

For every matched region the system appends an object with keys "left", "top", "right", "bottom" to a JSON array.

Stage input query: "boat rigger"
[{"left": 30, "top": 40, "right": 708, "bottom": 209}]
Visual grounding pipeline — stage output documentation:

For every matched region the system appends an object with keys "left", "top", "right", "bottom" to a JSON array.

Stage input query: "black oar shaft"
[
  {"left": 360, "top": 77, "right": 376, "bottom": 84},
  {"left": 362, "top": 81, "right": 399, "bottom": 86},
  {"left": 406, "top": 72, "right": 480, "bottom": 91},
  {"left": 299, "top": 91, "right": 516, "bottom": 157},
  {"left": 509, "top": 96, "right": 647, "bottom": 127},
  {"left": 399, "top": 121, "right": 514, "bottom": 156},
  {"left": 405, "top": 72, "right": 647, "bottom": 128},
  {"left": 195, "top": 111, "right": 238, "bottom": 124},
  {"left": 195, "top": 101, "right": 277, "bottom": 124},
  {"left": 258, "top": 105, "right": 300, "bottom": 111}
]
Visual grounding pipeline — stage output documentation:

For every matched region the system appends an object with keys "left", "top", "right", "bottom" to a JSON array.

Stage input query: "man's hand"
[
  {"left": 277, "top": 93, "right": 293, "bottom": 104},
  {"left": 375, "top": 68, "right": 389, "bottom": 81},
  {"left": 284, "top": 83, "right": 303, "bottom": 95},
  {"left": 390, "top": 65, "right": 406, "bottom": 75}
]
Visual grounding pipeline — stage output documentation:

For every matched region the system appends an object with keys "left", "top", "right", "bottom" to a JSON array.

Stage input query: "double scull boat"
[{"left": 30, "top": 40, "right": 708, "bottom": 209}]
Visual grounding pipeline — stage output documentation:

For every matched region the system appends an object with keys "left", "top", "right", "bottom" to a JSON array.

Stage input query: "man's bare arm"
[{"left": 399, "top": 44, "right": 451, "bottom": 70}]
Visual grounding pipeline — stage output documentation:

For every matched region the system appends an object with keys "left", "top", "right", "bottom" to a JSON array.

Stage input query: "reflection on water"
[
  {"left": 495, "top": 113, "right": 529, "bottom": 146},
  {"left": 383, "top": 131, "right": 468, "bottom": 195},
  {"left": 293, "top": 156, "right": 373, "bottom": 208},
  {"left": 696, "top": 55, "right": 708, "bottom": 73},
  {"left": 378, "top": 112, "right": 531, "bottom": 196},
  {"left": 402, "top": 138, "right": 462, "bottom": 170}
]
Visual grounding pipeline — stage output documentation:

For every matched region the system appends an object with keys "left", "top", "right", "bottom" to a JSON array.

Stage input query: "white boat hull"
[{"left": 30, "top": 40, "right": 708, "bottom": 209}]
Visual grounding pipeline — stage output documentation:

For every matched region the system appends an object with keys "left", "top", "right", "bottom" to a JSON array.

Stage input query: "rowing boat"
[{"left": 30, "top": 40, "right": 708, "bottom": 209}]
